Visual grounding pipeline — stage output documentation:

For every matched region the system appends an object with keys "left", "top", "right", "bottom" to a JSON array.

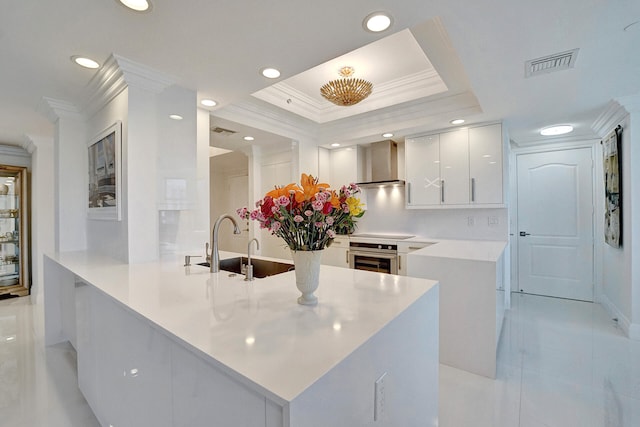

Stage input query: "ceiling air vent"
[
  {"left": 210, "top": 126, "right": 237, "bottom": 136},
  {"left": 525, "top": 48, "right": 579, "bottom": 77}
]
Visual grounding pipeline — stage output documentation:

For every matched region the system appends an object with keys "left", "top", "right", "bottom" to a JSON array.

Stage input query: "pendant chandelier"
[{"left": 320, "top": 66, "right": 373, "bottom": 107}]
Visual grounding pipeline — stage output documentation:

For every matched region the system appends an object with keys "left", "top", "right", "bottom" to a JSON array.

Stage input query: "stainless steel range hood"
[{"left": 356, "top": 140, "right": 405, "bottom": 188}]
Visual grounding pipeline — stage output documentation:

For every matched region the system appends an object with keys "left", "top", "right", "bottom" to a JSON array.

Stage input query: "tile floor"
[{"left": 0, "top": 293, "right": 639, "bottom": 426}]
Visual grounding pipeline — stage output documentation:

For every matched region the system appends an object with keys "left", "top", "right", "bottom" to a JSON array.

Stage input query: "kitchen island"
[
  {"left": 43, "top": 251, "right": 439, "bottom": 427},
  {"left": 407, "top": 238, "right": 507, "bottom": 378}
]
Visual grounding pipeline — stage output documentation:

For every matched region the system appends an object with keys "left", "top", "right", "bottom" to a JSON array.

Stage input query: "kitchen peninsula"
[{"left": 43, "top": 251, "right": 439, "bottom": 427}]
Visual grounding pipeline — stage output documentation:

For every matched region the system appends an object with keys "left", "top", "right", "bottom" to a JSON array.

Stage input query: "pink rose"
[
  {"left": 305, "top": 210, "right": 313, "bottom": 217},
  {"left": 325, "top": 217, "right": 334, "bottom": 225},
  {"left": 312, "top": 200, "right": 324, "bottom": 211},
  {"left": 327, "top": 229, "right": 336, "bottom": 238},
  {"left": 294, "top": 215, "right": 304, "bottom": 223}
]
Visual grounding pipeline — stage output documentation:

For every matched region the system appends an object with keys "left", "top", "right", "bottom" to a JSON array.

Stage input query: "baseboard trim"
[{"left": 598, "top": 291, "right": 633, "bottom": 338}]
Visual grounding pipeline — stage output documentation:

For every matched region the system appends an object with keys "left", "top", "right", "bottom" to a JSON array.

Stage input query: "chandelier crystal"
[{"left": 320, "top": 66, "right": 373, "bottom": 106}]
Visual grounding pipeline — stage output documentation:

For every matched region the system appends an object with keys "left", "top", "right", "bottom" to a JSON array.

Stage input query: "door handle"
[
  {"left": 407, "top": 182, "right": 411, "bottom": 204},
  {"left": 519, "top": 231, "right": 531, "bottom": 236},
  {"left": 471, "top": 178, "right": 476, "bottom": 202},
  {"left": 441, "top": 179, "right": 445, "bottom": 203}
]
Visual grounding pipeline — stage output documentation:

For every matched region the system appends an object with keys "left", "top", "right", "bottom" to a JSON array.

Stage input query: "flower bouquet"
[
  {"left": 237, "top": 173, "right": 365, "bottom": 251},
  {"left": 237, "top": 173, "right": 365, "bottom": 305}
]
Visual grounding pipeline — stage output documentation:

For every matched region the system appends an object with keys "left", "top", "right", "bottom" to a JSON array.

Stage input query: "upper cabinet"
[
  {"left": 405, "top": 123, "right": 504, "bottom": 208},
  {"left": 468, "top": 124, "right": 503, "bottom": 204}
]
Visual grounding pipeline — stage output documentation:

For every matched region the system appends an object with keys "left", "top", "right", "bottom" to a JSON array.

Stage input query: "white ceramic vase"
[{"left": 291, "top": 250, "right": 323, "bottom": 305}]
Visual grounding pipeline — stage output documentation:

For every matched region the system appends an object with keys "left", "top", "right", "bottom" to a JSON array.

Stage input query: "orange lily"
[
  {"left": 295, "top": 173, "right": 330, "bottom": 203},
  {"left": 266, "top": 183, "right": 300, "bottom": 199}
]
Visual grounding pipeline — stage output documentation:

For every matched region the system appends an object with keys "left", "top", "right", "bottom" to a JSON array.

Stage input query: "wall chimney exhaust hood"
[{"left": 356, "top": 140, "right": 405, "bottom": 188}]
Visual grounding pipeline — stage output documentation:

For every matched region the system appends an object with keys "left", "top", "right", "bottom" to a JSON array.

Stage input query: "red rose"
[{"left": 323, "top": 202, "right": 333, "bottom": 214}]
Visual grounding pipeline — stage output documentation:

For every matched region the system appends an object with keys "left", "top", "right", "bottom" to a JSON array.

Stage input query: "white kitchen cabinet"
[
  {"left": 321, "top": 235, "right": 350, "bottom": 268},
  {"left": 405, "top": 123, "right": 504, "bottom": 208},
  {"left": 77, "top": 283, "right": 173, "bottom": 427},
  {"left": 172, "top": 344, "right": 271, "bottom": 427},
  {"left": 329, "top": 147, "right": 362, "bottom": 188},
  {"left": 405, "top": 134, "right": 440, "bottom": 206},
  {"left": 440, "top": 128, "right": 470, "bottom": 205},
  {"left": 469, "top": 123, "right": 503, "bottom": 204}
]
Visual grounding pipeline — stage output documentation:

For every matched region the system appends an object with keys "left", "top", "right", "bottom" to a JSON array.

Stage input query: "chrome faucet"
[
  {"left": 245, "top": 238, "right": 260, "bottom": 281},
  {"left": 210, "top": 214, "right": 241, "bottom": 273}
]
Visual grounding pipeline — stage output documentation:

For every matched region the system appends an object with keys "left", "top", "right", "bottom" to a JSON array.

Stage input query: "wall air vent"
[
  {"left": 525, "top": 48, "right": 579, "bottom": 77},
  {"left": 210, "top": 126, "right": 237, "bottom": 136}
]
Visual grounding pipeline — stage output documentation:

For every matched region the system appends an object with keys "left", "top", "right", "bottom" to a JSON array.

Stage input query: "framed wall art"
[
  {"left": 602, "top": 125, "right": 622, "bottom": 248},
  {"left": 87, "top": 121, "right": 122, "bottom": 221}
]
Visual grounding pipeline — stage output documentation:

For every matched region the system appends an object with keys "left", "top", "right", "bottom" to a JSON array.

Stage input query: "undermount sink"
[{"left": 197, "top": 257, "right": 294, "bottom": 278}]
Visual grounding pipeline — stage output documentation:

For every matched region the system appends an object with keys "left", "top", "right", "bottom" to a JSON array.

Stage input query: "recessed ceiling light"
[
  {"left": 382, "top": 132, "right": 394, "bottom": 138},
  {"left": 200, "top": 99, "right": 217, "bottom": 107},
  {"left": 261, "top": 68, "right": 281, "bottom": 79},
  {"left": 540, "top": 125, "right": 573, "bottom": 136},
  {"left": 169, "top": 114, "right": 183, "bottom": 120},
  {"left": 363, "top": 12, "right": 393, "bottom": 32},
  {"left": 331, "top": 143, "right": 341, "bottom": 147},
  {"left": 243, "top": 136, "right": 255, "bottom": 141},
  {"left": 71, "top": 56, "right": 100, "bottom": 69},
  {"left": 117, "top": 0, "right": 152, "bottom": 12},
  {"left": 450, "top": 119, "right": 465, "bottom": 125}
]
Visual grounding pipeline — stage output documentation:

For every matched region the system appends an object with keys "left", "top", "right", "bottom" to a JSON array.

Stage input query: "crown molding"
[
  {"left": 0, "top": 142, "right": 31, "bottom": 158},
  {"left": 252, "top": 69, "right": 448, "bottom": 124},
  {"left": 41, "top": 97, "right": 84, "bottom": 122},
  {"left": 213, "top": 99, "right": 319, "bottom": 143},
  {"left": 20, "top": 135, "right": 37, "bottom": 154},
  {"left": 84, "top": 54, "right": 177, "bottom": 117},
  {"left": 591, "top": 100, "right": 628, "bottom": 137}
]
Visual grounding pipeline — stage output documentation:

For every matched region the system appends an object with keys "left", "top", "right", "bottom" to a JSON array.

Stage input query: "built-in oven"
[{"left": 348, "top": 241, "right": 399, "bottom": 274}]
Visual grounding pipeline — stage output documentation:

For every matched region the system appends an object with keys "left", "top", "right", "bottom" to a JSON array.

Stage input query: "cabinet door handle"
[
  {"left": 398, "top": 255, "right": 402, "bottom": 271},
  {"left": 407, "top": 182, "right": 411, "bottom": 204},
  {"left": 441, "top": 180, "right": 445, "bottom": 203},
  {"left": 345, "top": 250, "right": 349, "bottom": 264},
  {"left": 471, "top": 178, "right": 476, "bottom": 202}
]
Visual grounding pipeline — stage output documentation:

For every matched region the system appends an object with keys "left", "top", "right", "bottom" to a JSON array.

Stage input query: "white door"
[{"left": 516, "top": 148, "right": 594, "bottom": 301}]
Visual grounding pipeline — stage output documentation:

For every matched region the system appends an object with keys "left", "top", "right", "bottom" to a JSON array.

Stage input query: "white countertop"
[
  {"left": 47, "top": 250, "right": 439, "bottom": 404},
  {"left": 407, "top": 238, "right": 507, "bottom": 262}
]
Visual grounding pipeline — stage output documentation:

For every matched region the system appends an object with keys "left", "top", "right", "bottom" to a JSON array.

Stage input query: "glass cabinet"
[{"left": 0, "top": 165, "right": 29, "bottom": 297}]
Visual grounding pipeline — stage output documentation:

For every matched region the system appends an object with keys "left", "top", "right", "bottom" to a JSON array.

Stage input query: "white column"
[{"left": 42, "top": 98, "right": 87, "bottom": 253}]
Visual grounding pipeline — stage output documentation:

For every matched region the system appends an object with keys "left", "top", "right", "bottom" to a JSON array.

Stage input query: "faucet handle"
[
  {"left": 205, "top": 242, "right": 211, "bottom": 262},
  {"left": 184, "top": 255, "right": 202, "bottom": 267}
]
